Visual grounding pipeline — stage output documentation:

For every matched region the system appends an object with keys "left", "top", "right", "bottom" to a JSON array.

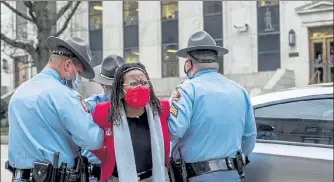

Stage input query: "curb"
[{"left": 1, "top": 135, "right": 8, "bottom": 144}]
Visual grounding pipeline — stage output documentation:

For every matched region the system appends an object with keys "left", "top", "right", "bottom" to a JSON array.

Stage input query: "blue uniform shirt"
[
  {"left": 168, "top": 69, "right": 257, "bottom": 163},
  {"left": 81, "top": 93, "right": 108, "bottom": 164},
  {"left": 8, "top": 67, "right": 104, "bottom": 168},
  {"left": 85, "top": 94, "right": 108, "bottom": 113}
]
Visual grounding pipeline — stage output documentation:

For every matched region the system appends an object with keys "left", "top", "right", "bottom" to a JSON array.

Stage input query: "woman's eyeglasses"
[{"left": 123, "top": 80, "right": 151, "bottom": 88}]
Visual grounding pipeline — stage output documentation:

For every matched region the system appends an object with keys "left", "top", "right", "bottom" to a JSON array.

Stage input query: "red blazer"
[{"left": 91, "top": 100, "right": 171, "bottom": 182}]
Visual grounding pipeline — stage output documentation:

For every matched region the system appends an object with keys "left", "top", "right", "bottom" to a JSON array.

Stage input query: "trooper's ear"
[{"left": 63, "top": 59, "right": 73, "bottom": 72}]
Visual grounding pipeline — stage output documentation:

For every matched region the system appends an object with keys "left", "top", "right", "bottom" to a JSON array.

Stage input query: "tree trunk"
[
  {"left": 35, "top": 44, "right": 50, "bottom": 73},
  {"left": 34, "top": 1, "right": 53, "bottom": 73},
  {"left": 35, "top": 53, "right": 48, "bottom": 73}
]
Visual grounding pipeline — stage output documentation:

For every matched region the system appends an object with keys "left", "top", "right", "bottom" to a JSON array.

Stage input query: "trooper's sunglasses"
[{"left": 123, "top": 80, "right": 151, "bottom": 88}]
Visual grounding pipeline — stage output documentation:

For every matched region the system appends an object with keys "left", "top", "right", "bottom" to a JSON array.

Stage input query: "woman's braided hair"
[{"left": 108, "top": 62, "right": 162, "bottom": 125}]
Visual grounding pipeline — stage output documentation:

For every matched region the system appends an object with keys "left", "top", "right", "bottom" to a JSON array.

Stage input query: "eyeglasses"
[{"left": 123, "top": 80, "right": 151, "bottom": 88}]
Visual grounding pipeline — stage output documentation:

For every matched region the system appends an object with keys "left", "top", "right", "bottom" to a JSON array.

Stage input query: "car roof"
[{"left": 251, "top": 83, "right": 334, "bottom": 106}]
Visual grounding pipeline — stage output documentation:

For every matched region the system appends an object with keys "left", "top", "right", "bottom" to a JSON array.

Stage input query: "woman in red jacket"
[{"left": 91, "top": 63, "right": 170, "bottom": 182}]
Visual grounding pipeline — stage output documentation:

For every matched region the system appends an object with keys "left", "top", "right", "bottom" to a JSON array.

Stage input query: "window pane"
[
  {"left": 203, "top": 1, "right": 222, "bottom": 15},
  {"left": 124, "top": 25, "right": 139, "bottom": 48},
  {"left": 258, "top": 34, "right": 280, "bottom": 53},
  {"left": 89, "top": 29, "right": 103, "bottom": 51},
  {"left": 204, "top": 14, "right": 222, "bottom": 40},
  {"left": 124, "top": 10, "right": 138, "bottom": 26},
  {"left": 16, "top": 24, "right": 28, "bottom": 39},
  {"left": 258, "top": 52, "right": 280, "bottom": 71},
  {"left": 2, "top": 59, "right": 8, "bottom": 72},
  {"left": 14, "top": 56, "right": 29, "bottom": 87},
  {"left": 162, "top": 44, "right": 178, "bottom": 62},
  {"left": 257, "top": 2, "right": 280, "bottom": 72},
  {"left": 162, "top": 61, "right": 179, "bottom": 77},
  {"left": 162, "top": 44, "right": 179, "bottom": 77},
  {"left": 124, "top": 48, "right": 139, "bottom": 63},
  {"left": 89, "top": 14, "right": 103, "bottom": 31},
  {"left": 89, "top": 1, "right": 103, "bottom": 15},
  {"left": 16, "top": 1, "right": 27, "bottom": 39},
  {"left": 123, "top": 1, "right": 138, "bottom": 26},
  {"left": 255, "top": 99, "right": 334, "bottom": 145},
  {"left": 162, "top": 3, "right": 178, "bottom": 20},
  {"left": 124, "top": 1, "right": 138, "bottom": 11},
  {"left": 257, "top": 5, "right": 280, "bottom": 34},
  {"left": 162, "top": 20, "right": 178, "bottom": 44}
]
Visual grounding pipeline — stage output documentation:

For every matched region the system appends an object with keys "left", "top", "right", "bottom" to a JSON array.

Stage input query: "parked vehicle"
[{"left": 245, "top": 83, "right": 333, "bottom": 182}]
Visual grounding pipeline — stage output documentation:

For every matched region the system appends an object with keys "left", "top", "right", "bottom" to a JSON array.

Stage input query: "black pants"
[{"left": 89, "top": 164, "right": 101, "bottom": 180}]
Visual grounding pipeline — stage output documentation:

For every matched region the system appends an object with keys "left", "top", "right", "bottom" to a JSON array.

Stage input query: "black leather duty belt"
[
  {"left": 13, "top": 169, "right": 32, "bottom": 180},
  {"left": 185, "top": 158, "right": 238, "bottom": 178}
]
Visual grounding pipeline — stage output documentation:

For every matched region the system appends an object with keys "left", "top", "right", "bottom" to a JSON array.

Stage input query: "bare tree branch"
[
  {"left": 23, "top": 1, "right": 37, "bottom": 23},
  {"left": 54, "top": 1, "right": 73, "bottom": 23},
  {"left": 0, "top": 33, "right": 35, "bottom": 54},
  {"left": 1, "top": 1, "right": 35, "bottom": 24},
  {"left": 55, "top": 1, "right": 81, "bottom": 37}
]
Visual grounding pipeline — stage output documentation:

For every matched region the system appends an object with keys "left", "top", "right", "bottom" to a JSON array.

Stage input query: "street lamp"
[{"left": 289, "top": 29, "right": 296, "bottom": 47}]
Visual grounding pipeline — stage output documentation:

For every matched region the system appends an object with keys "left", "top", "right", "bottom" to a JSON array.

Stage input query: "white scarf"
[{"left": 113, "top": 104, "right": 166, "bottom": 182}]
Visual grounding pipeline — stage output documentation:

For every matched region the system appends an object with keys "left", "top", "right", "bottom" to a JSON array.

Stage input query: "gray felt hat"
[
  {"left": 175, "top": 31, "right": 229, "bottom": 58},
  {"left": 92, "top": 54, "right": 125, "bottom": 85},
  {"left": 46, "top": 36, "right": 95, "bottom": 79}
]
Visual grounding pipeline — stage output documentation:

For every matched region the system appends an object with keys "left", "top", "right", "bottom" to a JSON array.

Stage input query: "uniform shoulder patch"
[
  {"left": 171, "top": 88, "right": 181, "bottom": 102},
  {"left": 77, "top": 95, "right": 90, "bottom": 113},
  {"left": 170, "top": 103, "right": 178, "bottom": 117}
]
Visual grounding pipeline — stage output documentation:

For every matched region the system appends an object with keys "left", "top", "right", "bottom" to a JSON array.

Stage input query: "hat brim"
[
  {"left": 91, "top": 65, "right": 114, "bottom": 86},
  {"left": 175, "top": 45, "right": 229, "bottom": 58},
  {"left": 46, "top": 37, "right": 95, "bottom": 79}
]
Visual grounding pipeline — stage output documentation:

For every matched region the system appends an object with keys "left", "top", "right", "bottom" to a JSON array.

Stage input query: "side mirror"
[{"left": 258, "top": 124, "right": 274, "bottom": 132}]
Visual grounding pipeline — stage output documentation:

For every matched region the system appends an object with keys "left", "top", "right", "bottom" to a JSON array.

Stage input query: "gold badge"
[
  {"left": 170, "top": 104, "right": 178, "bottom": 117},
  {"left": 77, "top": 95, "right": 90, "bottom": 113},
  {"left": 171, "top": 89, "right": 181, "bottom": 102}
]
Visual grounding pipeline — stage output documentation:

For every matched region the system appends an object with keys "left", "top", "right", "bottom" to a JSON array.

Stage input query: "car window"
[{"left": 255, "top": 99, "right": 333, "bottom": 145}]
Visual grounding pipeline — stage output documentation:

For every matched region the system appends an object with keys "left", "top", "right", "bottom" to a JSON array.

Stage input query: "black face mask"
[{"left": 184, "top": 60, "right": 193, "bottom": 77}]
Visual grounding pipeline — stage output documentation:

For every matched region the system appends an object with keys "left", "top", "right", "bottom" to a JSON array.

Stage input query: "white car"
[{"left": 245, "top": 83, "right": 333, "bottom": 182}]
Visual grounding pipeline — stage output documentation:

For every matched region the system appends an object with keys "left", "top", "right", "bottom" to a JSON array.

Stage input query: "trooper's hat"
[
  {"left": 92, "top": 54, "right": 125, "bottom": 85},
  {"left": 175, "top": 31, "right": 229, "bottom": 60},
  {"left": 46, "top": 36, "right": 95, "bottom": 79}
]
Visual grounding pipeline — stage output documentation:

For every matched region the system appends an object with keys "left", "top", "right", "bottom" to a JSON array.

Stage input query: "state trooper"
[
  {"left": 81, "top": 55, "right": 125, "bottom": 181},
  {"left": 168, "top": 31, "right": 257, "bottom": 182},
  {"left": 84, "top": 54, "right": 125, "bottom": 113},
  {"left": 6, "top": 36, "right": 104, "bottom": 182}
]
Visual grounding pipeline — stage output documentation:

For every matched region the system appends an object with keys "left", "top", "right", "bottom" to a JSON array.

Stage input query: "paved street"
[{"left": 1, "top": 144, "right": 12, "bottom": 182}]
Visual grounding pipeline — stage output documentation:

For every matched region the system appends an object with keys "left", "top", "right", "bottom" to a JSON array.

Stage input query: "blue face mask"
[
  {"left": 65, "top": 64, "right": 82, "bottom": 90},
  {"left": 72, "top": 71, "right": 81, "bottom": 90}
]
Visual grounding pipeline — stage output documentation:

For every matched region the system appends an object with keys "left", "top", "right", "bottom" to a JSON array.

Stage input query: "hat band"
[
  {"left": 100, "top": 73, "right": 114, "bottom": 80},
  {"left": 52, "top": 50, "right": 75, "bottom": 58},
  {"left": 188, "top": 51, "right": 217, "bottom": 63}
]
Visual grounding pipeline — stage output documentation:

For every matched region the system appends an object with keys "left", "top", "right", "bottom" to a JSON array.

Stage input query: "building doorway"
[{"left": 309, "top": 26, "right": 334, "bottom": 84}]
